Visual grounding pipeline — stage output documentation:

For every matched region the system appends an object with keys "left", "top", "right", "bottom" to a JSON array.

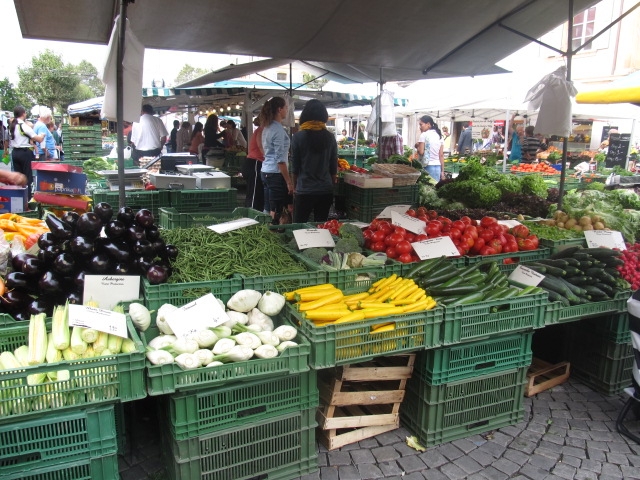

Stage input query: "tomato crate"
[
  {"left": 543, "top": 290, "right": 631, "bottom": 326},
  {"left": 161, "top": 408, "right": 317, "bottom": 480},
  {"left": 168, "top": 189, "right": 237, "bottom": 213},
  {"left": 158, "top": 206, "right": 271, "bottom": 229},
  {"left": 442, "top": 291, "right": 547, "bottom": 345},
  {"left": 163, "top": 370, "right": 318, "bottom": 440},
  {"left": 0, "top": 318, "right": 146, "bottom": 424},
  {"left": 415, "top": 331, "right": 534, "bottom": 385},
  {"left": 400, "top": 368, "right": 526, "bottom": 448},
  {"left": 92, "top": 188, "right": 171, "bottom": 218},
  {"left": 538, "top": 237, "right": 587, "bottom": 254},
  {"left": 3, "top": 454, "right": 120, "bottom": 480},
  {"left": 142, "top": 275, "right": 242, "bottom": 311},
  {"left": 466, "top": 248, "right": 551, "bottom": 272},
  {"left": 287, "top": 301, "right": 443, "bottom": 369},
  {"left": 581, "top": 312, "right": 631, "bottom": 343},
  {"left": 141, "top": 312, "right": 311, "bottom": 395},
  {"left": 0, "top": 404, "right": 117, "bottom": 476}
]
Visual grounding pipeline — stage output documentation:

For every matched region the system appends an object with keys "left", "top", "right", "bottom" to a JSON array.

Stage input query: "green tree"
[
  {"left": 74, "top": 60, "right": 105, "bottom": 98},
  {"left": 0, "top": 78, "right": 26, "bottom": 112},
  {"left": 302, "top": 72, "right": 329, "bottom": 90},
  {"left": 173, "top": 65, "right": 210, "bottom": 86}
]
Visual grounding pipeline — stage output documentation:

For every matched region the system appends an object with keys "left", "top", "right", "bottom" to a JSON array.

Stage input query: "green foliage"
[
  {"left": 302, "top": 247, "right": 329, "bottom": 263},
  {"left": 494, "top": 175, "right": 522, "bottom": 195},
  {"left": 74, "top": 60, "right": 104, "bottom": 98},
  {"left": 520, "top": 174, "right": 549, "bottom": 198},
  {"left": 339, "top": 223, "right": 365, "bottom": 247},
  {"left": 173, "top": 64, "right": 210, "bottom": 86},
  {"left": 0, "top": 78, "right": 26, "bottom": 111},
  {"left": 456, "top": 160, "right": 486, "bottom": 181},
  {"left": 334, "top": 237, "right": 361, "bottom": 254},
  {"left": 302, "top": 72, "right": 329, "bottom": 90},
  {"left": 437, "top": 180, "right": 502, "bottom": 208}
]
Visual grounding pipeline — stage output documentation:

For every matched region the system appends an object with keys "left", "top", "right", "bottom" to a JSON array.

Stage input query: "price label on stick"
[
  {"left": 377, "top": 205, "right": 411, "bottom": 219},
  {"left": 508, "top": 265, "right": 545, "bottom": 287},
  {"left": 391, "top": 211, "right": 426, "bottom": 234},
  {"left": 208, "top": 218, "right": 258, "bottom": 233},
  {"left": 68, "top": 304, "right": 128, "bottom": 338},
  {"left": 166, "top": 294, "right": 230, "bottom": 338},
  {"left": 583, "top": 230, "right": 626, "bottom": 250},
  {"left": 498, "top": 220, "right": 522, "bottom": 228},
  {"left": 411, "top": 236, "right": 459, "bottom": 260},
  {"left": 293, "top": 229, "right": 335, "bottom": 250}
]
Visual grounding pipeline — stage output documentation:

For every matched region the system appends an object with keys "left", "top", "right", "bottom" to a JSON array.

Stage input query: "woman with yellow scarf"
[{"left": 291, "top": 100, "right": 338, "bottom": 223}]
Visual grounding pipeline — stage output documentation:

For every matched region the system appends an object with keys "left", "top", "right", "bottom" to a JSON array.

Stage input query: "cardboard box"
[
  {"left": 149, "top": 173, "right": 197, "bottom": 189},
  {"left": 33, "top": 162, "right": 87, "bottom": 195},
  {"left": 342, "top": 172, "right": 394, "bottom": 189},
  {"left": 0, "top": 186, "right": 28, "bottom": 213},
  {"left": 33, "top": 192, "right": 92, "bottom": 211}
]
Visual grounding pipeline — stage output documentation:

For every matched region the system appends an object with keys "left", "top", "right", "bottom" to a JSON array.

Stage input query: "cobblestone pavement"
[{"left": 117, "top": 378, "right": 640, "bottom": 480}]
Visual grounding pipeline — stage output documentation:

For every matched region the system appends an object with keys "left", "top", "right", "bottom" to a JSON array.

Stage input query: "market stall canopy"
[
  {"left": 68, "top": 96, "right": 105, "bottom": 116},
  {"left": 575, "top": 70, "right": 640, "bottom": 106},
  {"left": 14, "top": 0, "right": 600, "bottom": 82}
]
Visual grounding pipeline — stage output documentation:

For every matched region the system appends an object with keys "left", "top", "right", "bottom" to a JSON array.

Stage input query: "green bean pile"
[{"left": 161, "top": 225, "right": 307, "bottom": 283}]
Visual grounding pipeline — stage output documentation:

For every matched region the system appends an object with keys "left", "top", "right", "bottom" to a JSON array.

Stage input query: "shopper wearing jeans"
[
  {"left": 416, "top": 115, "right": 444, "bottom": 182},
  {"left": 260, "top": 97, "right": 292, "bottom": 224},
  {"left": 8, "top": 105, "right": 46, "bottom": 197}
]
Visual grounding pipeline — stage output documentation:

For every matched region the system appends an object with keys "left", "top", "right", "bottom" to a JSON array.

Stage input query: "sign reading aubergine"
[{"left": 605, "top": 133, "right": 631, "bottom": 169}]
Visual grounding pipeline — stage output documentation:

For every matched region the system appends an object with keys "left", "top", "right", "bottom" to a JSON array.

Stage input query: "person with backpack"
[{"left": 8, "top": 105, "right": 46, "bottom": 196}]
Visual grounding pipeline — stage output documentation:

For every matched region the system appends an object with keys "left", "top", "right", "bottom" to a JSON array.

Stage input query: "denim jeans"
[
  {"left": 261, "top": 172, "right": 288, "bottom": 223},
  {"left": 425, "top": 165, "right": 441, "bottom": 182}
]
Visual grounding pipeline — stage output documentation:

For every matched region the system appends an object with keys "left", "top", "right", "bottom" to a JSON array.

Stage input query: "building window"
[
  {"left": 276, "top": 72, "right": 287, "bottom": 81},
  {"left": 572, "top": 6, "right": 596, "bottom": 51}
]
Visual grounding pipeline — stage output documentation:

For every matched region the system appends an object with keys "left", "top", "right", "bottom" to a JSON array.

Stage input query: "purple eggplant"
[
  {"left": 145, "top": 225, "right": 160, "bottom": 242},
  {"left": 146, "top": 265, "right": 169, "bottom": 285},
  {"left": 117, "top": 207, "right": 135, "bottom": 226},
  {"left": 37, "top": 232, "right": 59, "bottom": 249},
  {"left": 70, "top": 236, "right": 95, "bottom": 256},
  {"left": 93, "top": 202, "right": 114, "bottom": 223},
  {"left": 45, "top": 214, "right": 74, "bottom": 240},
  {"left": 38, "top": 271, "right": 64, "bottom": 293},
  {"left": 88, "top": 253, "right": 111, "bottom": 273},
  {"left": 135, "top": 209, "right": 155, "bottom": 228},
  {"left": 105, "top": 220, "right": 126, "bottom": 239},
  {"left": 53, "top": 253, "right": 77, "bottom": 275},
  {"left": 76, "top": 212, "right": 103, "bottom": 238}
]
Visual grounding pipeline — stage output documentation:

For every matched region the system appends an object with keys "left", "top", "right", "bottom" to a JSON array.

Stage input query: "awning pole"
[
  {"left": 355, "top": 114, "right": 360, "bottom": 160},
  {"left": 377, "top": 68, "right": 383, "bottom": 161},
  {"left": 116, "top": 0, "right": 129, "bottom": 208},
  {"left": 503, "top": 109, "right": 510, "bottom": 173},
  {"left": 558, "top": 0, "right": 574, "bottom": 211}
]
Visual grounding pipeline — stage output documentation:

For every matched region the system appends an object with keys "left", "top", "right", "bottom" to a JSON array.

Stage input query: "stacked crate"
[
  {"left": 342, "top": 183, "right": 418, "bottom": 222},
  {"left": 62, "top": 125, "right": 103, "bottom": 163},
  {"left": 401, "top": 332, "right": 532, "bottom": 447},
  {"left": 565, "top": 312, "right": 633, "bottom": 395}
]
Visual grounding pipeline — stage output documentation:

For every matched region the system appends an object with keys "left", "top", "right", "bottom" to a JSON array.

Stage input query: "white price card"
[
  {"left": 208, "top": 218, "right": 259, "bottom": 233},
  {"left": 166, "top": 293, "right": 230, "bottom": 338},
  {"left": 411, "top": 236, "right": 459, "bottom": 260},
  {"left": 498, "top": 220, "right": 522, "bottom": 229},
  {"left": 583, "top": 230, "right": 626, "bottom": 250},
  {"left": 508, "top": 265, "right": 545, "bottom": 287},
  {"left": 293, "top": 228, "right": 336, "bottom": 250},
  {"left": 83, "top": 275, "right": 141, "bottom": 310},
  {"left": 377, "top": 205, "right": 411, "bottom": 219},
  {"left": 391, "top": 211, "right": 426, "bottom": 234},
  {"left": 346, "top": 221, "right": 369, "bottom": 229},
  {"left": 68, "top": 304, "right": 128, "bottom": 338}
]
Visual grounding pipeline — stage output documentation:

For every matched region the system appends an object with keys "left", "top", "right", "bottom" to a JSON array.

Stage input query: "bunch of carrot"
[{"left": 285, "top": 274, "right": 437, "bottom": 328}]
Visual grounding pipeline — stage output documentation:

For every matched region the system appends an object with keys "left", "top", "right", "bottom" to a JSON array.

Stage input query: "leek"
[
  {"left": 14, "top": 346, "right": 46, "bottom": 386},
  {"left": 27, "top": 313, "right": 47, "bottom": 365},
  {"left": 107, "top": 334, "right": 124, "bottom": 354},
  {"left": 70, "top": 327, "right": 88, "bottom": 355},
  {"left": 93, "top": 331, "right": 109, "bottom": 354},
  {"left": 121, "top": 338, "right": 137, "bottom": 354},
  {"left": 51, "top": 303, "right": 70, "bottom": 351},
  {"left": 80, "top": 328, "right": 99, "bottom": 344},
  {"left": 82, "top": 346, "right": 96, "bottom": 359},
  {"left": 62, "top": 347, "right": 80, "bottom": 361}
]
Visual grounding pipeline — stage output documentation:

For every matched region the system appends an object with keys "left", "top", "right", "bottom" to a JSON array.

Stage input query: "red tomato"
[
  {"left": 393, "top": 227, "right": 407, "bottom": 237},
  {"left": 411, "top": 255, "right": 421, "bottom": 262},
  {"left": 460, "top": 216, "right": 472, "bottom": 225},
  {"left": 488, "top": 238, "right": 503, "bottom": 254},
  {"left": 385, "top": 233, "right": 404, "bottom": 246},
  {"left": 503, "top": 233, "right": 516, "bottom": 244},
  {"left": 519, "top": 238, "right": 536, "bottom": 251},
  {"left": 404, "top": 232, "right": 416, "bottom": 243},
  {"left": 503, "top": 258, "right": 515, "bottom": 265},
  {"left": 406, "top": 209, "right": 417, "bottom": 217},
  {"left": 371, "top": 230, "right": 387, "bottom": 243},
  {"left": 398, "top": 253, "right": 413, "bottom": 263},
  {"left": 457, "top": 245, "right": 469, "bottom": 256},
  {"left": 511, "top": 225, "right": 530, "bottom": 239},
  {"left": 490, "top": 224, "right": 504, "bottom": 237},
  {"left": 376, "top": 220, "right": 392, "bottom": 233},
  {"left": 329, "top": 228, "right": 339, "bottom": 235},
  {"left": 363, "top": 229, "right": 374, "bottom": 240},
  {"left": 427, "top": 210, "right": 438, "bottom": 220},
  {"left": 369, "top": 219, "right": 381, "bottom": 230},
  {"left": 396, "top": 240, "right": 413, "bottom": 255},
  {"left": 371, "top": 241, "right": 387, "bottom": 252},
  {"left": 418, "top": 214, "right": 429, "bottom": 223},
  {"left": 437, "top": 216, "right": 453, "bottom": 226},
  {"left": 464, "top": 225, "right": 478, "bottom": 240},
  {"left": 426, "top": 221, "right": 442, "bottom": 237},
  {"left": 527, "top": 235, "right": 539, "bottom": 249},
  {"left": 480, "top": 216, "right": 498, "bottom": 228},
  {"left": 480, "top": 246, "right": 497, "bottom": 256},
  {"left": 414, "top": 234, "right": 428, "bottom": 242},
  {"left": 449, "top": 227, "right": 462, "bottom": 240},
  {"left": 502, "top": 243, "right": 518, "bottom": 253},
  {"left": 460, "top": 234, "right": 475, "bottom": 248},
  {"left": 452, "top": 220, "right": 466, "bottom": 231},
  {"left": 385, "top": 246, "right": 398, "bottom": 258},
  {"left": 471, "top": 237, "right": 485, "bottom": 254},
  {"left": 417, "top": 206, "right": 428, "bottom": 217},
  {"left": 480, "top": 229, "right": 494, "bottom": 242}
]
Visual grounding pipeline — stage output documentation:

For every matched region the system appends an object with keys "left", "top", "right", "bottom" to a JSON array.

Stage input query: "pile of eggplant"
[{"left": 1, "top": 203, "right": 177, "bottom": 320}]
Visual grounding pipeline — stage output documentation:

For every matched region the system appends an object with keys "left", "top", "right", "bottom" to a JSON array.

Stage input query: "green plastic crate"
[
  {"left": 288, "top": 300, "right": 443, "bottom": 369},
  {"left": 466, "top": 248, "right": 551, "bottom": 272},
  {"left": 442, "top": 291, "right": 547, "bottom": 345},
  {"left": 168, "top": 189, "right": 237, "bottom": 213},
  {"left": 415, "top": 331, "right": 534, "bottom": 385},
  {"left": 162, "top": 409, "right": 317, "bottom": 480},
  {"left": 3, "top": 454, "right": 120, "bottom": 480},
  {"left": 143, "top": 275, "right": 242, "bottom": 311},
  {"left": 17, "top": 209, "right": 41, "bottom": 219},
  {"left": 0, "top": 404, "right": 117, "bottom": 476},
  {"left": 159, "top": 206, "right": 271, "bottom": 229},
  {"left": 538, "top": 237, "right": 587, "bottom": 254},
  {"left": 0, "top": 318, "right": 146, "bottom": 424},
  {"left": 399, "top": 255, "right": 466, "bottom": 276},
  {"left": 240, "top": 269, "right": 328, "bottom": 295},
  {"left": 343, "top": 183, "right": 419, "bottom": 209},
  {"left": 141, "top": 308, "right": 311, "bottom": 395},
  {"left": 582, "top": 312, "right": 631, "bottom": 343},
  {"left": 566, "top": 325, "right": 631, "bottom": 360},
  {"left": 401, "top": 368, "right": 526, "bottom": 448},
  {"left": 544, "top": 290, "right": 631, "bottom": 326},
  {"left": 114, "top": 402, "right": 126, "bottom": 455},
  {"left": 570, "top": 356, "right": 634, "bottom": 396},
  {"left": 164, "top": 370, "right": 318, "bottom": 440},
  {"left": 92, "top": 188, "right": 171, "bottom": 218}
]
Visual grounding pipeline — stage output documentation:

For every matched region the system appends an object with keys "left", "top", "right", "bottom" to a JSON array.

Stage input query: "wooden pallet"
[
  {"left": 525, "top": 358, "right": 570, "bottom": 397},
  {"left": 317, "top": 354, "right": 415, "bottom": 450}
]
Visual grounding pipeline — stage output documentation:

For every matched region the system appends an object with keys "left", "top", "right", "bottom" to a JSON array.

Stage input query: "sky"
[{"left": 1, "top": 0, "right": 250, "bottom": 88}]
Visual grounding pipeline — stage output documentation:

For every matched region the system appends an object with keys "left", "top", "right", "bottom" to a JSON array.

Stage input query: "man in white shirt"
[{"left": 130, "top": 104, "right": 168, "bottom": 166}]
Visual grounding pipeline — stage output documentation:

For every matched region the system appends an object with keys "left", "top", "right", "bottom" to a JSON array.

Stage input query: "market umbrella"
[{"left": 575, "top": 70, "right": 640, "bottom": 106}]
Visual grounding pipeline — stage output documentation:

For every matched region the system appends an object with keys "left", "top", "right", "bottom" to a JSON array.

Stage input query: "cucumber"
[
  {"left": 528, "top": 262, "right": 566, "bottom": 277},
  {"left": 596, "top": 270, "right": 618, "bottom": 285},
  {"left": 578, "top": 260, "right": 593, "bottom": 269},
  {"left": 563, "top": 258, "right": 581, "bottom": 267},
  {"left": 422, "top": 268, "right": 462, "bottom": 287},
  {"left": 428, "top": 283, "right": 478, "bottom": 297},
  {"left": 483, "top": 286, "right": 512, "bottom": 301},
  {"left": 594, "top": 282, "right": 615, "bottom": 296},
  {"left": 525, "top": 264, "right": 546, "bottom": 274},
  {"left": 448, "top": 291, "right": 486, "bottom": 306},
  {"left": 564, "top": 276, "right": 590, "bottom": 285},
  {"left": 536, "top": 259, "right": 569, "bottom": 269},
  {"left": 573, "top": 253, "right": 594, "bottom": 261},
  {"left": 457, "top": 262, "right": 486, "bottom": 279},
  {"left": 563, "top": 266, "right": 582, "bottom": 277},
  {"left": 516, "top": 286, "right": 544, "bottom": 296},
  {"left": 603, "top": 256, "right": 625, "bottom": 267},
  {"left": 557, "top": 277, "right": 587, "bottom": 297},
  {"left": 406, "top": 256, "right": 446, "bottom": 279},
  {"left": 581, "top": 247, "right": 622, "bottom": 258},
  {"left": 604, "top": 267, "right": 620, "bottom": 278},
  {"left": 539, "top": 275, "right": 580, "bottom": 303},
  {"left": 548, "top": 246, "right": 583, "bottom": 259},
  {"left": 583, "top": 285, "right": 610, "bottom": 299},
  {"left": 490, "top": 288, "right": 521, "bottom": 311},
  {"left": 546, "top": 289, "right": 571, "bottom": 307}
]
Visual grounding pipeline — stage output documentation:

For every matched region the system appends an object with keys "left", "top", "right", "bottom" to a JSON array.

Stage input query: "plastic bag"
[
  {"left": 0, "top": 230, "right": 9, "bottom": 275},
  {"left": 9, "top": 234, "right": 26, "bottom": 262}
]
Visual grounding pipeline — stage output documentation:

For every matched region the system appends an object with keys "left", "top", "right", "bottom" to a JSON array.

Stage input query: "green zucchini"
[
  {"left": 583, "top": 285, "right": 609, "bottom": 299},
  {"left": 422, "top": 268, "right": 462, "bottom": 287},
  {"left": 548, "top": 246, "right": 583, "bottom": 259},
  {"left": 573, "top": 252, "right": 594, "bottom": 261},
  {"left": 546, "top": 289, "right": 571, "bottom": 307},
  {"left": 448, "top": 291, "right": 486, "bottom": 306},
  {"left": 581, "top": 247, "right": 622, "bottom": 258},
  {"left": 483, "top": 286, "right": 512, "bottom": 301},
  {"left": 564, "top": 276, "right": 590, "bottom": 285},
  {"left": 428, "top": 283, "right": 478, "bottom": 297},
  {"left": 406, "top": 256, "right": 446, "bottom": 279},
  {"left": 528, "top": 262, "right": 566, "bottom": 277},
  {"left": 563, "top": 258, "right": 581, "bottom": 267},
  {"left": 536, "top": 259, "right": 569, "bottom": 269},
  {"left": 516, "top": 286, "right": 544, "bottom": 296},
  {"left": 524, "top": 264, "right": 546, "bottom": 274},
  {"left": 557, "top": 277, "right": 587, "bottom": 297},
  {"left": 563, "top": 266, "right": 582, "bottom": 277},
  {"left": 539, "top": 275, "right": 580, "bottom": 302},
  {"left": 578, "top": 260, "right": 594, "bottom": 269}
]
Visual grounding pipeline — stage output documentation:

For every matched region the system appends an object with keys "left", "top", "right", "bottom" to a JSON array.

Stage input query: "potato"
[
  {"left": 579, "top": 216, "right": 592, "bottom": 226},
  {"left": 592, "top": 215, "right": 602, "bottom": 223},
  {"left": 572, "top": 225, "right": 583, "bottom": 232},
  {"left": 582, "top": 224, "right": 594, "bottom": 230},
  {"left": 554, "top": 210, "right": 564, "bottom": 220},
  {"left": 565, "top": 218, "right": 577, "bottom": 229},
  {"left": 594, "top": 221, "right": 605, "bottom": 230},
  {"left": 545, "top": 219, "right": 556, "bottom": 227},
  {"left": 556, "top": 222, "right": 565, "bottom": 228}
]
